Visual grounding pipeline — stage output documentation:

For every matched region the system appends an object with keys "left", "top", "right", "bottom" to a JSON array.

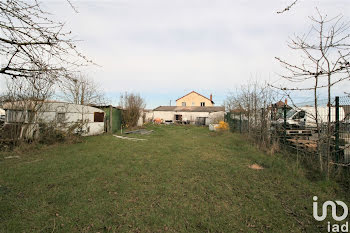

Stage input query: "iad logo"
[
  {"left": 313, "top": 196, "right": 349, "bottom": 232},
  {"left": 313, "top": 196, "right": 348, "bottom": 221}
]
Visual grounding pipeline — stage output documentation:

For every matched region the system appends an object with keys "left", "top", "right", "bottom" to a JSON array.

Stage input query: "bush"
[
  {"left": 38, "top": 123, "right": 66, "bottom": 144},
  {"left": 38, "top": 122, "right": 83, "bottom": 145},
  {"left": 120, "top": 92, "right": 146, "bottom": 128}
]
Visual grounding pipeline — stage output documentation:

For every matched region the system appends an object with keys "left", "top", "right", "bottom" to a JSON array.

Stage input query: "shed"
[
  {"left": 3, "top": 101, "right": 105, "bottom": 139},
  {"left": 93, "top": 105, "right": 122, "bottom": 133}
]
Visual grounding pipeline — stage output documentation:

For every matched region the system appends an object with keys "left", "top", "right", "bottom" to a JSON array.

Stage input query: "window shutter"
[{"left": 94, "top": 112, "right": 104, "bottom": 122}]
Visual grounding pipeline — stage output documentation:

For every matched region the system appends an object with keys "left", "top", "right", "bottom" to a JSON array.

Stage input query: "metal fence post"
[
  {"left": 335, "top": 96, "right": 340, "bottom": 163},
  {"left": 109, "top": 105, "right": 113, "bottom": 133}
]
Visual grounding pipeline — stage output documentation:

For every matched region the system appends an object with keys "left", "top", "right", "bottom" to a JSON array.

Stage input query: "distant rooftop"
[{"left": 153, "top": 106, "right": 224, "bottom": 112}]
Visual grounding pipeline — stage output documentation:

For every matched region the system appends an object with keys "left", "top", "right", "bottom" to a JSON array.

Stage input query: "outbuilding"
[{"left": 3, "top": 100, "right": 105, "bottom": 139}]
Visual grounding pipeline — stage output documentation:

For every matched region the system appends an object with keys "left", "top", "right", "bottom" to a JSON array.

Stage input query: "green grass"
[{"left": 0, "top": 125, "right": 345, "bottom": 232}]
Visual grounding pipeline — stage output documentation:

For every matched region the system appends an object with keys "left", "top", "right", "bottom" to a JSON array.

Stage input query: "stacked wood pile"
[{"left": 286, "top": 139, "right": 317, "bottom": 152}]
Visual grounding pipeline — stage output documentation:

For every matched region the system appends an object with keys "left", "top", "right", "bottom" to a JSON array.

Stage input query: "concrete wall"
[
  {"left": 176, "top": 92, "right": 213, "bottom": 107},
  {"left": 145, "top": 111, "right": 154, "bottom": 123},
  {"left": 5, "top": 102, "right": 105, "bottom": 137},
  {"left": 137, "top": 110, "right": 155, "bottom": 126}
]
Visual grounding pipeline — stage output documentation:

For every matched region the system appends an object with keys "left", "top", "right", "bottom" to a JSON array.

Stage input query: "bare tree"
[
  {"left": 272, "top": 10, "right": 350, "bottom": 174},
  {"left": 119, "top": 92, "right": 146, "bottom": 128},
  {"left": 5, "top": 74, "right": 55, "bottom": 103},
  {"left": 0, "top": 0, "right": 90, "bottom": 81},
  {"left": 59, "top": 75, "right": 106, "bottom": 105},
  {"left": 224, "top": 79, "right": 276, "bottom": 143}
]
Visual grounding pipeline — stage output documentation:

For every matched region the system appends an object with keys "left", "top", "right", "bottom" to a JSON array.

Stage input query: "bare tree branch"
[
  {"left": 277, "top": 0, "right": 298, "bottom": 14},
  {"left": 0, "top": 0, "right": 91, "bottom": 82},
  {"left": 59, "top": 74, "right": 107, "bottom": 106}
]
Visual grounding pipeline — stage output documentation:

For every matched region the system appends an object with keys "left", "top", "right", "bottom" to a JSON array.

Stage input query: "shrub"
[
  {"left": 216, "top": 121, "right": 229, "bottom": 131},
  {"left": 38, "top": 123, "right": 66, "bottom": 145}
]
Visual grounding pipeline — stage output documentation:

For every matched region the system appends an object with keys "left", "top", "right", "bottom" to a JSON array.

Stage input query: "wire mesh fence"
[{"left": 226, "top": 95, "right": 350, "bottom": 180}]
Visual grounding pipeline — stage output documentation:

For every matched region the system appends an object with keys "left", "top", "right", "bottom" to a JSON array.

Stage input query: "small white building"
[
  {"left": 150, "top": 106, "right": 225, "bottom": 125},
  {"left": 0, "top": 107, "right": 5, "bottom": 116},
  {"left": 3, "top": 101, "right": 105, "bottom": 139}
]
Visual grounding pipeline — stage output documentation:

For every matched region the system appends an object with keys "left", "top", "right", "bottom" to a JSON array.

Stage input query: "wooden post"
[
  {"left": 283, "top": 105, "right": 287, "bottom": 145},
  {"left": 109, "top": 105, "right": 113, "bottom": 133}
]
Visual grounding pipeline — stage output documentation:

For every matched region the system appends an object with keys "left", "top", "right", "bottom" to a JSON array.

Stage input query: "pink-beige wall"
[{"left": 176, "top": 92, "right": 213, "bottom": 107}]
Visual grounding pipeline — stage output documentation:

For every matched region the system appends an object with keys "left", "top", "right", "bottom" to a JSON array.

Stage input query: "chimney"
[{"left": 210, "top": 94, "right": 212, "bottom": 102}]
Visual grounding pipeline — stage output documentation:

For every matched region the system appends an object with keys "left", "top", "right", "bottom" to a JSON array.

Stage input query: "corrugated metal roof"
[{"left": 153, "top": 106, "right": 225, "bottom": 112}]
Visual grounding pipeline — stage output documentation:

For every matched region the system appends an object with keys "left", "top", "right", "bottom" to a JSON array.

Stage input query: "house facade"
[
  {"left": 152, "top": 106, "right": 225, "bottom": 125},
  {"left": 176, "top": 91, "right": 214, "bottom": 107}
]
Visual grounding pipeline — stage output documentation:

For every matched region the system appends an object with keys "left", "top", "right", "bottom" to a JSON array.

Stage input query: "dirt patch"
[{"left": 249, "top": 164, "right": 264, "bottom": 170}]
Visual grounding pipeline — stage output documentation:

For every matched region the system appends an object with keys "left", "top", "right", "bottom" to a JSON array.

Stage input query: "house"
[
  {"left": 3, "top": 100, "right": 105, "bottom": 139},
  {"left": 152, "top": 106, "right": 225, "bottom": 125},
  {"left": 135, "top": 92, "right": 224, "bottom": 126},
  {"left": 271, "top": 100, "right": 292, "bottom": 120},
  {"left": 272, "top": 100, "right": 292, "bottom": 110},
  {"left": 144, "top": 92, "right": 224, "bottom": 125},
  {"left": 176, "top": 91, "right": 214, "bottom": 107}
]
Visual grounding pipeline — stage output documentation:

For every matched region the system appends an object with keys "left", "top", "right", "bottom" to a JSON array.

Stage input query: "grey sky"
[{"left": 3, "top": 0, "right": 350, "bottom": 108}]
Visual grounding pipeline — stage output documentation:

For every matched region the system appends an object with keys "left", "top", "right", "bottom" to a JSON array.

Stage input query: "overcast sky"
[{"left": 20, "top": 0, "right": 350, "bottom": 107}]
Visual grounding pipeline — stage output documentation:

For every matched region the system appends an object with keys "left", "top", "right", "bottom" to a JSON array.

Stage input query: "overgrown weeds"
[{"left": 0, "top": 121, "right": 83, "bottom": 152}]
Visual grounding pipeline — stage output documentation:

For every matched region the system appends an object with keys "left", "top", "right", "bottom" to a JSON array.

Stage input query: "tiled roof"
[{"left": 153, "top": 106, "right": 225, "bottom": 112}]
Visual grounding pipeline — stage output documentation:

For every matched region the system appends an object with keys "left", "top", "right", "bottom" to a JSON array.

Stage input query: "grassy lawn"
[{"left": 0, "top": 125, "right": 344, "bottom": 232}]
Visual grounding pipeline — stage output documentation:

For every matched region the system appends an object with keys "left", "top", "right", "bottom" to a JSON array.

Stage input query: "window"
[
  {"left": 7, "top": 110, "right": 26, "bottom": 123},
  {"left": 175, "top": 114, "right": 182, "bottom": 121},
  {"left": 293, "top": 111, "right": 306, "bottom": 120},
  {"left": 94, "top": 112, "right": 104, "bottom": 122},
  {"left": 286, "top": 109, "right": 297, "bottom": 118},
  {"left": 57, "top": 113, "right": 65, "bottom": 123},
  {"left": 27, "top": 110, "right": 35, "bottom": 123},
  {"left": 182, "top": 102, "right": 186, "bottom": 106},
  {"left": 200, "top": 102, "right": 205, "bottom": 106},
  {"left": 192, "top": 102, "right": 195, "bottom": 106}
]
